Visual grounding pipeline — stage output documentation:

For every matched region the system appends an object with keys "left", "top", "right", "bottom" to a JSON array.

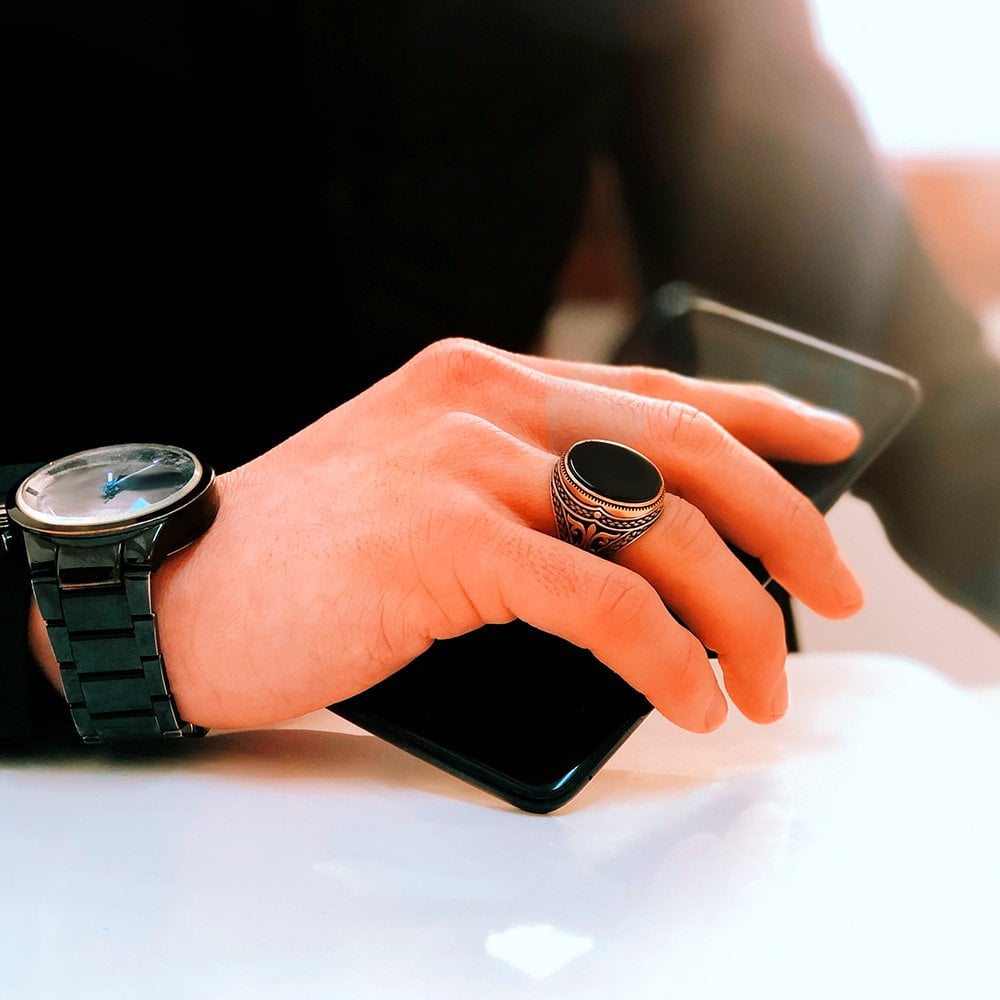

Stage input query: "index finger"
[{"left": 513, "top": 351, "right": 863, "bottom": 464}]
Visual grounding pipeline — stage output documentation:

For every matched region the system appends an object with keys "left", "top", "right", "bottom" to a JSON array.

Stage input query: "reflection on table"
[{"left": 2, "top": 651, "right": 999, "bottom": 1000}]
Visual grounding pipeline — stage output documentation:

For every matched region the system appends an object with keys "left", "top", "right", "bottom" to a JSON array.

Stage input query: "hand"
[{"left": 33, "top": 338, "right": 863, "bottom": 734}]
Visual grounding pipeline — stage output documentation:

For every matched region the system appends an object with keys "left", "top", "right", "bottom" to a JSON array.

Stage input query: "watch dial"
[{"left": 15, "top": 443, "right": 203, "bottom": 527}]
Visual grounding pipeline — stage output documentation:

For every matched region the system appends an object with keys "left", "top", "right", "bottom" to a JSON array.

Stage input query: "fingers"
[
  {"left": 398, "top": 338, "right": 861, "bottom": 615},
  {"left": 364, "top": 340, "right": 864, "bottom": 729},
  {"left": 536, "top": 390, "right": 862, "bottom": 619},
  {"left": 387, "top": 338, "right": 859, "bottom": 474},
  {"left": 615, "top": 495, "right": 790, "bottom": 725},
  {"left": 470, "top": 437, "right": 787, "bottom": 730},
  {"left": 482, "top": 460, "right": 792, "bottom": 730},
  {"left": 480, "top": 344, "right": 863, "bottom": 463},
  {"left": 488, "top": 524, "right": 729, "bottom": 734},
  {"left": 630, "top": 403, "right": 864, "bottom": 619}
]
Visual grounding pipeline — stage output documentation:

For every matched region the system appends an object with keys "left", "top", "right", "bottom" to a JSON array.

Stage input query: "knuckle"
[
  {"left": 662, "top": 400, "right": 729, "bottom": 462},
  {"left": 415, "top": 337, "right": 544, "bottom": 414},
  {"left": 429, "top": 409, "right": 498, "bottom": 450},
  {"left": 668, "top": 636, "right": 711, "bottom": 702},
  {"left": 660, "top": 497, "right": 719, "bottom": 566},
  {"left": 423, "top": 412, "right": 530, "bottom": 484},
  {"left": 417, "top": 337, "right": 499, "bottom": 395},
  {"left": 591, "top": 570, "right": 655, "bottom": 638}
]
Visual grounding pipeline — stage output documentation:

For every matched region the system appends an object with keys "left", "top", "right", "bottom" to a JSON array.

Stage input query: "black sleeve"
[
  {"left": 0, "top": 1, "right": 616, "bottom": 745},
  {"left": 610, "top": 0, "right": 1000, "bottom": 633}
]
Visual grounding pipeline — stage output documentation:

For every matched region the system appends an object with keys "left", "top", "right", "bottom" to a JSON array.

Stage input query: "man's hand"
[{"left": 33, "top": 338, "right": 863, "bottom": 735}]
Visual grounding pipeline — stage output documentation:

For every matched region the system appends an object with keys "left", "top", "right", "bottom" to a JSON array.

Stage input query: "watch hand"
[{"left": 102, "top": 460, "right": 161, "bottom": 499}]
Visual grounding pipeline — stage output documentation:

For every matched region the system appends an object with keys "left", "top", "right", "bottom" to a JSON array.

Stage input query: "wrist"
[
  {"left": 27, "top": 601, "right": 62, "bottom": 694},
  {"left": 11, "top": 443, "right": 218, "bottom": 742}
]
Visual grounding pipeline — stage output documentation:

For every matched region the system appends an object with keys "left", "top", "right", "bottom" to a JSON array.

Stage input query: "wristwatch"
[{"left": 6, "top": 443, "right": 219, "bottom": 743}]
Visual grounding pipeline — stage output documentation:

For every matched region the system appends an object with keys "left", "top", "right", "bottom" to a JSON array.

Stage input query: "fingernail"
[
  {"left": 797, "top": 399, "right": 855, "bottom": 425},
  {"left": 834, "top": 555, "right": 865, "bottom": 611},
  {"left": 704, "top": 690, "right": 728, "bottom": 732},
  {"left": 770, "top": 675, "right": 789, "bottom": 720},
  {"left": 795, "top": 400, "right": 862, "bottom": 441}
]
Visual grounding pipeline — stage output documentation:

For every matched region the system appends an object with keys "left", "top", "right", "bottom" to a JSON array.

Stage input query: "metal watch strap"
[{"left": 22, "top": 531, "right": 206, "bottom": 743}]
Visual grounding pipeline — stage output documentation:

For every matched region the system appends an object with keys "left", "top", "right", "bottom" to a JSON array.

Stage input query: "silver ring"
[{"left": 550, "top": 439, "right": 665, "bottom": 557}]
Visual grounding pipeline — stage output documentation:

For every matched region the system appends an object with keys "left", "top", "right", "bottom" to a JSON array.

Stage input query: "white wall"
[{"left": 809, "top": 0, "right": 1000, "bottom": 157}]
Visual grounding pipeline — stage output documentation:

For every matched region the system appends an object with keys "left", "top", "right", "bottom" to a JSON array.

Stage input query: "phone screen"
[{"left": 329, "top": 283, "right": 922, "bottom": 813}]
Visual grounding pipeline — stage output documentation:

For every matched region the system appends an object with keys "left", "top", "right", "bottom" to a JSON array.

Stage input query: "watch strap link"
[{"left": 24, "top": 532, "right": 206, "bottom": 743}]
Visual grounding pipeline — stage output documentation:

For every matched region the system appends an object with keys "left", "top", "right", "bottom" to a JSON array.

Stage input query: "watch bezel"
[{"left": 8, "top": 444, "right": 218, "bottom": 548}]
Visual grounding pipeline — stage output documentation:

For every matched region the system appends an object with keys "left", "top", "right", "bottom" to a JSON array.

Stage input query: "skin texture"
[{"left": 30, "top": 338, "right": 864, "bottom": 735}]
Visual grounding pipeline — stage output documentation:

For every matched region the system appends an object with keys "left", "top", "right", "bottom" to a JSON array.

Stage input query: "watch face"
[{"left": 15, "top": 443, "right": 204, "bottom": 528}]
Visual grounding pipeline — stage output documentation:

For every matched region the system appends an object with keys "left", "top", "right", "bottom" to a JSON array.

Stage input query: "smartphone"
[{"left": 328, "top": 282, "right": 922, "bottom": 814}]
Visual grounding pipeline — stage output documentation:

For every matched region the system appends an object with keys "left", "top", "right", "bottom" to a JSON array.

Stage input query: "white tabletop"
[{"left": 3, "top": 651, "right": 999, "bottom": 1000}]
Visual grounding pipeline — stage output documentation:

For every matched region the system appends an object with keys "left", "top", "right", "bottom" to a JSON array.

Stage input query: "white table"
[{"left": 3, "top": 652, "right": 999, "bottom": 1000}]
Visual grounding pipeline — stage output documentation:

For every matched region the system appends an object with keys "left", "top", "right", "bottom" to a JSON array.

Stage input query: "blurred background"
[
  {"left": 543, "top": 0, "right": 1000, "bottom": 688},
  {"left": 788, "top": 0, "right": 1000, "bottom": 687}
]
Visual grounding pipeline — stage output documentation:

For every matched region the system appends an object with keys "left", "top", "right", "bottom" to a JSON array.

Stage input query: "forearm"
[
  {"left": 611, "top": 0, "right": 1000, "bottom": 632},
  {"left": 613, "top": 1, "right": 903, "bottom": 348}
]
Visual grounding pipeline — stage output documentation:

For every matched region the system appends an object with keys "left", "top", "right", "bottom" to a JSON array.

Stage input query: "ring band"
[{"left": 550, "top": 439, "right": 665, "bottom": 557}]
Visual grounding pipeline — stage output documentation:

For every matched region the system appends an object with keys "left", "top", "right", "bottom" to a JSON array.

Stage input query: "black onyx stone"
[{"left": 566, "top": 440, "right": 662, "bottom": 504}]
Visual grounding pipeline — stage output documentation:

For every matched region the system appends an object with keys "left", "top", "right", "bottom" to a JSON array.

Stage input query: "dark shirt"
[{"left": 3, "top": 1, "right": 998, "bottom": 739}]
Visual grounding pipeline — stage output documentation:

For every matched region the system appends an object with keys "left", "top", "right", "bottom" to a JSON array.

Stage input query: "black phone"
[{"left": 327, "top": 282, "right": 922, "bottom": 814}]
